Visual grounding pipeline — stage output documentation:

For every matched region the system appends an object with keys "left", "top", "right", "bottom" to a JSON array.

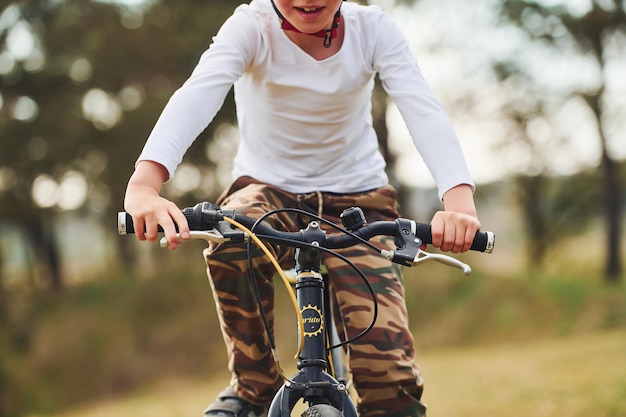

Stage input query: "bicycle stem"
[{"left": 294, "top": 267, "right": 327, "bottom": 374}]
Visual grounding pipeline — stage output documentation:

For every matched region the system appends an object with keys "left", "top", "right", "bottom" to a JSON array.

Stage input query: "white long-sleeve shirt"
[{"left": 138, "top": 0, "right": 474, "bottom": 198}]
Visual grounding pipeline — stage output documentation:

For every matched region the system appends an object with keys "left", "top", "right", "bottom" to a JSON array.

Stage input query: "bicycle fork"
[{"left": 268, "top": 246, "right": 358, "bottom": 417}]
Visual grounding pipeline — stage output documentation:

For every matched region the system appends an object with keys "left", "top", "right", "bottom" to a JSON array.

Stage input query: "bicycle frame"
[{"left": 269, "top": 243, "right": 358, "bottom": 417}]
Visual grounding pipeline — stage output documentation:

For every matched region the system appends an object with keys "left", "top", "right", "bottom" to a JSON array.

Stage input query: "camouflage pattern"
[{"left": 204, "top": 176, "right": 427, "bottom": 417}]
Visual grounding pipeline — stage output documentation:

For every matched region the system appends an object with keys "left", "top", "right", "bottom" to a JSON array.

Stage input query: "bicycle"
[{"left": 118, "top": 202, "right": 494, "bottom": 417}]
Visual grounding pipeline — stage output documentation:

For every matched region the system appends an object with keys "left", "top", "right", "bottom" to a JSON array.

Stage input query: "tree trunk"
[
  {"left": 515, "top": 174, "right": 550, "bottom": 268},
  {"left": 584, "top": 91, "right": 623, "bottom": 282},
  {"left": 599, "top": 139, "right": 623, "bottom": 281},
  {"left": 25, "top": 218, "right": 63, "bottom": 291}
]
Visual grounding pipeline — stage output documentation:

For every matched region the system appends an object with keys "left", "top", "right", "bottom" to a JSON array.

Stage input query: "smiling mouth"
[{"left": 297, "top": 6, "right": 323, "bottom": 13}]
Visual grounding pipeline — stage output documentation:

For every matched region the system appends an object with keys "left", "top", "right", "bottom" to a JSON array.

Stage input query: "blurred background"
[{"left": 0, "top": 0, "right": 624, "bottom": 416}]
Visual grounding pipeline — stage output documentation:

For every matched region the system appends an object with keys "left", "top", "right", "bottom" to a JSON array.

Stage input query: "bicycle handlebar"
[{"left": 118, "top": 202, "right": 494, "bottom": 265}]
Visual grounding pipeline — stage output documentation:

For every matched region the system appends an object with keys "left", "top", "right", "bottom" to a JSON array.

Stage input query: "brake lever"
[
  {"left": 381, "top": 247, "right": 472, "bottom": 275},
  {"left": 409, "top": 250, "right": 472, "bottom": 276},
  {"left": 158, "top": 222, "right": 247, "bottom": 248},
  {"left": 159, "top": 230, "right": 228, "bottom": 247}
]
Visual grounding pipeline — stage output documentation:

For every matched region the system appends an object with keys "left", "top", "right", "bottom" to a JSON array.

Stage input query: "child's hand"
[
  {"left": 430, "top": 184, "right": 481, "bottom": 253},
  {"left": 430, "top": 211, "right": 480, "bottom": 253},
  {"left": 123, "top": 161, "right": 190, "bottom": 250}
]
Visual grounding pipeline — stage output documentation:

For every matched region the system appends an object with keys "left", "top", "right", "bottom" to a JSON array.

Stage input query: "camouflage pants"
[{"left": 204, "top": 176, "right": 427, "bottom": 417}]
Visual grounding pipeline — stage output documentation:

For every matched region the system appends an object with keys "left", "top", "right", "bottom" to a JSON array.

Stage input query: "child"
[{"left": 124, "top": 0, "right": 481, "bottom": 416}]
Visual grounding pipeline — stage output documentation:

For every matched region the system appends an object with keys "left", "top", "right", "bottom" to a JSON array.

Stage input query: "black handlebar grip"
[
  {"left": 414, "top": 223, "right": 494, "bottom": 253},
  {"left": 117, "top": 209, "right": 199, "bottom": 235}
]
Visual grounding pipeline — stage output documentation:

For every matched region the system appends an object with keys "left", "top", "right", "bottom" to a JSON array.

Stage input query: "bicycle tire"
[{"left": 301, "top": 404, "right": 343, "bottom": 417}]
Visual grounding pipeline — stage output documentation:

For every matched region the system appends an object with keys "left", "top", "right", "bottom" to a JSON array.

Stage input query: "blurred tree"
[
  {"left": 515, "top": 170, "right": 603, "bottom": 268},
  {"left": 488, "top": 97, "right": 605, "bottom": 267},
  {"left": 0, "top": 0, "right": 239, "bottom": 287},
  {"left": 1, "top": 2, "right": 238, "bottom": 412},
  {"left": 493, "top": 0, "right": 624, "bottom": 281},
  {"left": 396, "top": 0, "right": 623, "bottom": 277}
]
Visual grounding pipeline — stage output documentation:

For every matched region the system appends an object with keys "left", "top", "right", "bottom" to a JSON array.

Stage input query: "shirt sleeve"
[
  {"left": 136, "top": 5, "right": 262, "bottom": 180},
  {"left": 372, "top": 11, "right": 474, "bottom": 200}
]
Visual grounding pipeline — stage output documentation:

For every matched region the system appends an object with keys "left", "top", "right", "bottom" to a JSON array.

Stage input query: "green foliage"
[
  {"left": 514, "top": 169, "right": 604, "bottom": 265},
  {"left": 1, "top": 0, "right": 239, "bottom": 205},
  {"left": 493, "top": 0, "right": 625, "bottom": 279},
  {"left": 1, "top": 266, "right": 224, "bottom": 415},
  {"left": 0, "top": 0, "right": 240, "bottom": 288},
  {"left": 404, "top": 267, "right": 626, "bottom": 347}
]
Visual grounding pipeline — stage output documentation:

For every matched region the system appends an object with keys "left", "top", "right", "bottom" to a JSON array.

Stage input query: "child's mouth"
[{"left": 297, "top": 7, "right": 322, "bottom": 13}]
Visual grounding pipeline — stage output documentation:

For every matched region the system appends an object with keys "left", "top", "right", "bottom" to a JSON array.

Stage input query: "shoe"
[{"left": 204, "top": 386, "right": 268, "bottom": 417}]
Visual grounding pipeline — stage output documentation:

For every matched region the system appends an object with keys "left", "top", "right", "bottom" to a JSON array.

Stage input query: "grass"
[
  {"left": 421, "top": 329, "right": 626, "bottom": 417},
  {"left": 34, "top": 329, "right": 626, "bottom": 417}
]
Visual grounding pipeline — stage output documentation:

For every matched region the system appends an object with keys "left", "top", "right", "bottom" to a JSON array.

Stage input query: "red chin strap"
[{"left": 271, "top": 0, "right": 341, "bottom": 48}]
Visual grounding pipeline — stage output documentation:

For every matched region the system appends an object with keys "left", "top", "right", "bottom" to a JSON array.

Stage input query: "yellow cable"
[{"left": 223, "top": 217, "right": 305, "bottom": 360}]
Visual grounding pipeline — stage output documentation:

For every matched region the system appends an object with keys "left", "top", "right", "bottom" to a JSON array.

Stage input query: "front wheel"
[{"left": 301, "top": 404, "right": 344, "bottom": 417}]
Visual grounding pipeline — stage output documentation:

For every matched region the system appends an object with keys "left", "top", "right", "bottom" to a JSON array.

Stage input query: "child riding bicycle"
[{"left": 124, "top": 0, "right": 481, "bottom": 416}]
